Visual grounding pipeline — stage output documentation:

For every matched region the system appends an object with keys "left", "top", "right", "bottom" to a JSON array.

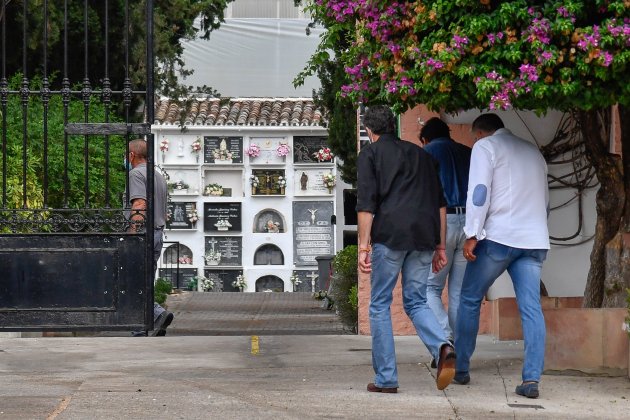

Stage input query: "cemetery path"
[{"left": 164, "top": 291, "right": 348, "bottom": 336}]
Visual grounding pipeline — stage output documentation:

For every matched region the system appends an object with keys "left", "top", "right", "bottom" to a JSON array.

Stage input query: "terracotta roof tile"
[{"left": 154, "top": 97, "right": 326, "bottom": 127}]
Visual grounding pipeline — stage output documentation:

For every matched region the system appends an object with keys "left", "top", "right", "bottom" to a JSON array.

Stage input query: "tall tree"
[
  {"left": 301, "top": 0, "right": 630, "bottom": 306},
  {"left": 1, "top": 0, "right": 233, "bottom": 96}
]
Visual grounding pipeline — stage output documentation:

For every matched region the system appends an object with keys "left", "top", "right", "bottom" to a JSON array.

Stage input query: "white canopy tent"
[{"left": 180, "top": 19, "right": 324, "bottom": 97}]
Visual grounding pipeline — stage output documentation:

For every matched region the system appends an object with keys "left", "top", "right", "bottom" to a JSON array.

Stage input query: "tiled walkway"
[{"left": 165, "top": 291, "right": 348, "bottom": 336}]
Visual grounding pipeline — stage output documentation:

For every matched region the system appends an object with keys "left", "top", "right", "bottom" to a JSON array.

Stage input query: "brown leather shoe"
[
  {"left": 436, "top": 344, "right": 456, "bottom": 390},
  {"left": 367, "top": 383, "right": 398, "bottom": 393}
]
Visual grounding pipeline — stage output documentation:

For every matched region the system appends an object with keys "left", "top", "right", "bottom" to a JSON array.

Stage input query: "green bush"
[
  {"left": 154, "top": 278, "right": 173, "bottom": 306},
  {"left": 348, "top": 284, "right": 358, "bottom": 311},
  {"left": 330, "top": 245, "right": 358, "bottom": 332}
]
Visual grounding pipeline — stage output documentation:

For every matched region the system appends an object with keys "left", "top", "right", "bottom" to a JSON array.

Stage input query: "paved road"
[{"left": 165, "top": 291, "right": 348, "bottom": 336}]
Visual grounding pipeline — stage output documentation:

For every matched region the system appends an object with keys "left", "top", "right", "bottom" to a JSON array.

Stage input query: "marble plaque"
[
  {"left": 293, "top": 136, "right": 332, "bottom": 163},
  {"left": 204, "top": 136, "right": 243, "bottom": 164},
  {"left": 293, "top": 168, "right": 334, "bottom": 196},
  {"left": 292, "top": 201, "right": 334, "bottom": 266},
  {"left": 204, "top": 269, "right": 242, "bottom": 292},
  {"left": 158, "top": 268, "right": 197, "bottom": 290},
  {"left": 204, "top": 202, "right": 242, "bottom": 232},
  {"left": 204, "top": 236, "right": 242, "bottom": 267},
  {"left": 248, "top": 137, "right": 288, "bottom": 164},
  {"left": 166, "top": 202, "right": 197, "bottom": 229}
]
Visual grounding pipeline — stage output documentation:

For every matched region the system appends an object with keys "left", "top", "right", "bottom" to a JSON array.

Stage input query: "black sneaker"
[
  {"left": 430, "top": 358, "right": 437, "bottom": 369},
  {"left": 515, "top": 382, "right": 539, "bottom": 398},
  {"left": 151, "top": 311, "right": 174, "bottom": 337},
  {"left": 131, "top": 330, "right": 148, "bottom": 337}
]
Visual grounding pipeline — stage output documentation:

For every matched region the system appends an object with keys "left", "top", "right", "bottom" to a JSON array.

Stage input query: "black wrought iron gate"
[{"left": 0, "top": 0, "right": 156, "bottom": 332}]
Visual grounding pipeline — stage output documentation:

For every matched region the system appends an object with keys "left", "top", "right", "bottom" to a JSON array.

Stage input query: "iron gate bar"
[{"left": 0, "top": 0, "right": 156, "bottom": 331}]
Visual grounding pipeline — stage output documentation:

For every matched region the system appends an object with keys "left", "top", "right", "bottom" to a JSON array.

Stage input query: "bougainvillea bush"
[{"left": 302, "top": 0, "right": 628, "bottom": 113}]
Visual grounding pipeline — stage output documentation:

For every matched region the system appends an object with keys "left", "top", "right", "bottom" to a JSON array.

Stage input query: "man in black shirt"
[{"left": 357, "top": 105, "right": 456, "bottom": 393}]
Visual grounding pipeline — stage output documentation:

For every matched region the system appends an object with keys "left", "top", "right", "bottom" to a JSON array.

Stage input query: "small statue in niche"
[
  {"left": 308, "top": 208, "right": 318, "bottom": 225},
  {"left": 300, "top": 172, "right": 308, "bottom": 190},
  {"left": 177, "top": 138, "right": 185, "bottom": 157},
  {"left": 265, "top": 219, "right": 280, "bottom": 233},
  {"left": 220, "top": 138, "right": 227, "bottom": 151},
  {"left": 265, "top": 172, "right": 272, "bottom": 191}
]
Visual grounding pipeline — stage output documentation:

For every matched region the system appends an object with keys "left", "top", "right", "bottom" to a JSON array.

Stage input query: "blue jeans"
[
  {"left": 370, "top": 243, "right": 452, "bottom": 388},
  {"left": 455, "top": 240, "right": 547, "bottom": 382},
  {"left": 427, "top": 214, "right": 467, "bottom": 340}
]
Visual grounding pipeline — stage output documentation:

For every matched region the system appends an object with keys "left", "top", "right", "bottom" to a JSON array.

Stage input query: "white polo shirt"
[{"left": 464, "top": 128, "right": 550, "bottom": 249}]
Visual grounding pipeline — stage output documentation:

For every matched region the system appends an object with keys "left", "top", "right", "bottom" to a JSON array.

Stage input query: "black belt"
[{"left": 446, "top": 207, "right": 465, "bottom": 214}]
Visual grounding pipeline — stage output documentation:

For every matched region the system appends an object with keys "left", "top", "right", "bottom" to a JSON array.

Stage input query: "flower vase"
[
  {"left": 280, "top": 187, "right": 285, "bottom": 195},
  {"left": 327, "top": 186, "right": 333, "bottom": 194},
  {"left": 162, "top": 152, "right": 166, "bottom": 163},
  {"left": 196, "top": 154, "right": 199, "bottom": 163},
  {"left": 252, "top": 186, "right": 257, "bottom": 195}
]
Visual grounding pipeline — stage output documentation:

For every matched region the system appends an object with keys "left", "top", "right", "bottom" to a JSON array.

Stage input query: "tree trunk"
[
  {"left": 578, "top": 108, "right": 624, "bottom": 308},
  {"left": 601, "top": 104, "right": 630, "bottom": 307}
]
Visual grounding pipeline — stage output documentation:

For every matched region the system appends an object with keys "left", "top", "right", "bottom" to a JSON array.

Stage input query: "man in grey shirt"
[{"left": 127, "top": 138, "right": 173, "bottom": 337}]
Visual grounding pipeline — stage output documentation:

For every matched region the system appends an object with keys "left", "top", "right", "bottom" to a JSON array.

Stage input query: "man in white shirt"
[{"left": 453, "top": 114, "right": 549, "bottom": 399}]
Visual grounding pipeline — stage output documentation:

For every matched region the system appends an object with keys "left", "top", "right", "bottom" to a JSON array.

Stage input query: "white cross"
[
  {"left": 306, "top": 271, "right": 318, "bottom": 292},
  {"left": 207, "top": 237, "right": 218, "bottom": 253}
]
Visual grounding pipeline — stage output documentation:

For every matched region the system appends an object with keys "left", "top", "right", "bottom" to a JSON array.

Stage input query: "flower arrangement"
[
  {"left": 205, "top": 250, "right": 222, "bottom": 265},
  {"left": 313, "top": 147, "right": 333, "bottom": 162},
  {"left": 178, "top": 256, "right": 192, "bottom": 265},
  {"left": 159, "top": 138, "right": 169, "bottom": 152},
  {"left": 276, "top": 143, "right": 290, "bottom": 157},
  {"left": 167, "top": 180, "right": 189, "bottom": 192},
  {"left": 246, "top": 143, "right": 261, "bottom": 158},
  {"left": 203, "top": 183, "right": 224, "bottom": 196},
  {"left": 188, "top": 209, "right": 198, "bottom": 224},
  {"left": 275, "top": 175, "right": 287, "bottom": 189},
  {"left": 323, "top": 172, "right": 336, "bottom": 189},
  {"left": 250, "top": 175, "right": 259, "bottom": 187},
  {"left": 213, "top": 148, "right": 233, "bottom": 161},
  {"left": 199, "top": 276, "right": 215, "bottom": 292},
  {"left": 214, "top": 219, "right": 232, "bottom": 230},
  {"left": 290, "top": 272, "right": 301, "bottom": 287},
  {"left": 191, "top": 137, "right": 202, "bottom": 162},
  {"left": 232, "top": 274, "right": 247, "bottom": 291},
  {"left": 313, "top": 290, "right": 328, "bottom": 300}
]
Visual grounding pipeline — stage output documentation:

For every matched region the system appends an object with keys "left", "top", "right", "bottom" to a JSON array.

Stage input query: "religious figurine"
[
  {"left": 220, "top": 138, "right": 227, "bottom": 151},
  {"left": 300, "top": 172, "right": 308, "bottom": 190},
  {"left": 266, "top": 219, "right": 280, "bottom": 233},
  {"left": 308, "top": 208, "right": 318, "bottom": 225},
  {"left": 177, "top": 138, "right": 185, "bottom": 157}
]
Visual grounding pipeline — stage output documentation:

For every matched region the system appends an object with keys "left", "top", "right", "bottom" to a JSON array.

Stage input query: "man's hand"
[
  {"left": 463, "top": 238, "right": 478, "bottom": 262},
  {"left": 358, "top": 249, "right": 372, "bottom": 274},
  {"left": 432, "top": 249, "right": 447, "bottom": 273}
]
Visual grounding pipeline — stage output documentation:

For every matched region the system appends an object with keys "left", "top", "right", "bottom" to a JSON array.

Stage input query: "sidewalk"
[{"left": 0, "top": 334, "right": 628, "bottom": 419}]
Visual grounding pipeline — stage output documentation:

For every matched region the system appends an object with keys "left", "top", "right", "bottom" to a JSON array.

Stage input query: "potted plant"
[{"left": 330, "top": 245, "right": 359, "bottom": 332}]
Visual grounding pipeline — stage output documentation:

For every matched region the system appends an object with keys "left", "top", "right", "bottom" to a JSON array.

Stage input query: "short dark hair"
[
  {"left": 420, "top": 117, "right": 450, "bottom": 142},
  {"left": 472, "top": 113, "right": 504, "bottom": 132},
  {"left": 129, "top": 138, "right": 147, "bottom": 158},
  {"left": 363, "top": 105, "right": 396, "bottom": 135}
]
